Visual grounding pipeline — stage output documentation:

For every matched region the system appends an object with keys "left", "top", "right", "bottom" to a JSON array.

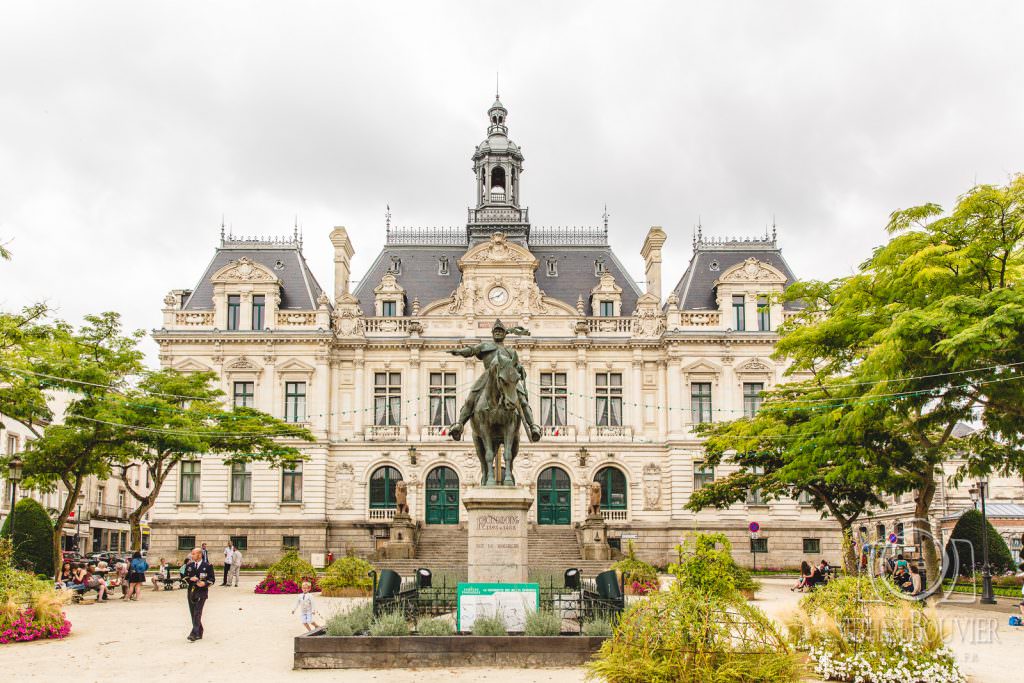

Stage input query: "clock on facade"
[{"left": 487, "top": 286, "right": 509, "bottom": 307}]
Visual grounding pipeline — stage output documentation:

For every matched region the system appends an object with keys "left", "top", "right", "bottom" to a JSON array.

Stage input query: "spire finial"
[
  {"left": 602, "top": 203, "right": 609, "bottom": 234},
  {"left": 697, "top": 216, "right": 703, "bottom": 245},
  {"left": 220, "top": 214, "right": 225, "bottom": 242},
  {"left": 772, "top": 215, "right": 777, "bottom": 242},
  {"left": 385, "top": 204, "right": 392, "bottom": 234},
  {"left": 293, "top": 215, "right": 299, "bottom": 242},
  {"left": 496, "top": 71, "right": 499, "bottom": 99}
]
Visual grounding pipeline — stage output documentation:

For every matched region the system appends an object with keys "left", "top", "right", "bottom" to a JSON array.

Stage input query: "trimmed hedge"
[
  {"left": 943, "top": 509, "right": 1014, "bottom": 577},
  {"left": 0, "top": 499, "right": 54, "bottom": 575}
]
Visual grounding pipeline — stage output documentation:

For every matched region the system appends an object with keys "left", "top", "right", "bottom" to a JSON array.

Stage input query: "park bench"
[{"left": 581, "top": 569, "right": 625, "bottom": 622}]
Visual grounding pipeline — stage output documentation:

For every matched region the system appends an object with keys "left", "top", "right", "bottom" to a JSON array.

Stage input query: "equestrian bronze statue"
[{"left": 448, "top": 319, "right": 542, "bottom": 486}]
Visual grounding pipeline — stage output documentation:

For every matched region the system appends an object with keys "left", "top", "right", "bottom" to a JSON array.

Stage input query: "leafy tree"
[
  {"left": 767, "top": 176, "right": 1024, "bottom": 580},
  {"left": 12, "top": 312, "right": 144, "bottom": 579},
  {"left": 104, "top": 369, "right": 313, "bottom": 549},
  {"left": 943, "top": 508, "right": 1014, "bottom": 577},
  {"left": 0, "top": 498, "right": 54, "bottom": 574}
]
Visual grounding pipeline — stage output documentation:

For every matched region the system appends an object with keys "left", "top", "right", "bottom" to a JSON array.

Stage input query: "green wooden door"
[
  {"left": 537, "top": 467, "right": 571, "bottom": 525},
  {"left": 425, "top": 466, "right": 459, "bottom": 525}
]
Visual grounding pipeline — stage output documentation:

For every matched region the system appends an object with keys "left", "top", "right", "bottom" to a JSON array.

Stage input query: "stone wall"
[{"left": 149, "top": 519, "right": 328, "bottom": 566}]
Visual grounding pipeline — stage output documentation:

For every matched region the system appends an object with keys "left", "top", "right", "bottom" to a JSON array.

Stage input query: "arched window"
[
  {"left": 369, "top": 466, "right": 402, "bottom": 509},
  {"left": 490, "top": 166, "right": 506, "bottom": 191},
  {"left": 594, "top": 467, "right": 627, "bottom": 510}
]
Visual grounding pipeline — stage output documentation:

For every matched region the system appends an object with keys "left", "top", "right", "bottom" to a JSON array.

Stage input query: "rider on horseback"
[{"left": 447, "top": 319, "right": 543, "bottom": 443}]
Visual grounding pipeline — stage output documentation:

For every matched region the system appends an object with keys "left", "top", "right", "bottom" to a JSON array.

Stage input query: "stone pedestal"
[
  {"left": 462, "top": 486, "right": 534, "bottom": 583},
  {"left": 580, "top": 514, "right": 611, "bottom": 561},
  {"left": 385, "top": 513, "right": 416, "bottom": 559}
]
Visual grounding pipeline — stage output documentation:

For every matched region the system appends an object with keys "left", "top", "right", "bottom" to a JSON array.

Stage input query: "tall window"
[
  {"left": 285, "top": 382, "right": 306, "bottom": 423},
  {"left": 746, "top": 466, "right": 766, "bottom": 505},
  {"left": 757, "top": 295, "right": 770, "bottom": 331},
  {"left": 180, "top": 461, "right": 200, "bottom": 503},
  {"left": 599, "top": 300, "right": 614, "bottom": 317},
  {"left": 539, "top": 372, "right": 568, "bottom": 427},
  {"left": 374, "top": 372, "right": 401, "bottom": 426},
  {"left": 177, "top": 536, "right": 196, "bottom": 551},
  {"left": 743, "top": 382, "right": 764, "bottom": 418},
  {"left": 382, "top": 300, "right": 397, "bottom": 317},
  {"left": 281, "top": 463, "right": 303, "bottom": 503},
  {"left": 369, "top": 466, "right": 402, "bottom": 508},
  {"left": 229, "top": 535, "right": 248, "bottom": 551},
  {"left": 732, "top": 295, "right": 745, "bottom": 331},
  {"left": 428, "top": 372, "right": 457, "bottom": 426},
  {"left": 227, "top": 295, "right": 240, "bottom": 331},
  {"left": 252, "top": 295, "right": 265, "bottom": 330},
  {"left": 230, "top": 463, "right": 251, "bottom": 503},
  {"left": 595, "top": 467, "right": 627, "bottom": 510},
  {"left": 693, "top": 463, "right": 715, "bottom": 490},
  {"left": 233, "top": 381, "right": 254, "bottom": 408},
  {"left": 691, "top": 382, "right": 712, "bottom": 424},
  {"left": 595, "top": 372, "right": 623, "bottom": 427}
]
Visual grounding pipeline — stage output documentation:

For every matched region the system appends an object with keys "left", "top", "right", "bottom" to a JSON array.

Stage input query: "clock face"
[{"left": 488, "top": 286, "right": 509, "bottom": 307}]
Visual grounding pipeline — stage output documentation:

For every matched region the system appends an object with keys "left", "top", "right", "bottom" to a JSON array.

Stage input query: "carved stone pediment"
[
  {"left": 715, "top": 258, "right": 787, "bottom": 285},
  {"left": 632, "top": 292, "right": 666, "bottom": 338},
  {"left": 226, "top": 356, "right": 260, "bottom": 372},
  {"left": 332, "top": 294, "right": 365, "bottom": 337},
  {"left": 458, "top": 232, "right": 536, "bottom": 267},
  {"left": 736, "top": 357, "right": 773, "bottom": 374},
  {"left": 211, "top": 257, "right": 280, "bottom": 284}
]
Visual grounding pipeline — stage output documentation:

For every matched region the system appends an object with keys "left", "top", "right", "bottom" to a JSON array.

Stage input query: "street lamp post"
[
  {"left": 971, "top": 477, "right": 996, "bottom": 605},
  {"left": 6, "top": 456, "right": 24, "bottom": 545}
]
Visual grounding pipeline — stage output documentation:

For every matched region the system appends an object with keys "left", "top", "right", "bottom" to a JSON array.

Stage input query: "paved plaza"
[{"left": 0, "top": 577, "right": 1021, "bottom": 682}]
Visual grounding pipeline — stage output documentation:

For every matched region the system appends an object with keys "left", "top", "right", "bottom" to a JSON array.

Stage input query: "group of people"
[
  {"left": 887, "top": 554, "right": 924, "bottom": 595},
  {"left": 791, "top": 559, "right": 831, "bottom": 592},
  {"left": 57, "top": 551, "right": 149, "bottom": 601}
]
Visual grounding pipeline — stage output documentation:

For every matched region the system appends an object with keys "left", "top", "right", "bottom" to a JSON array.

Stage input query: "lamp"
[
  {"left": 7, "top": 456, "right": 23, "bottom": 550},
  {"left": 576, "top": 447, "right": 588, "bottom": 467},
  {"left": 977, "top": 476, "right": 995, "bottom": 604},
  {"left": 407, "top": 446, "right": 417, "bottom": 466}
]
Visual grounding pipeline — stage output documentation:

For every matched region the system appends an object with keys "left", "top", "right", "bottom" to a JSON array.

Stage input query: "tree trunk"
[
  {"left": 839, "top": 520, "right": 858, "bottom": 574},
  {"left": 914, "top": 476, "right": 940, "bottom": 582},
  {"left": 128, "top": 496, "right": 155, "bottom": 551},
  {"left": 52, "top": 478, "right": 83, "bottom": 580}
]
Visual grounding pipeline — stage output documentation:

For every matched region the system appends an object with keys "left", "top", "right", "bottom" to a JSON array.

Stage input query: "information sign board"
[{"left": 456, "top": 583, "right": 540, "bottom": 632}]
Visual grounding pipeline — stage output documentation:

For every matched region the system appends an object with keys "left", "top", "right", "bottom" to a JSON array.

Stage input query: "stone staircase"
[{"left": 376, "top": 525, "right": 614, "bottom": 582}]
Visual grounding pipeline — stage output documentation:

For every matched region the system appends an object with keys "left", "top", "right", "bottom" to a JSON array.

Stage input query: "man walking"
[
  {"left": 221, "top": 542, "right": 233, "bottom": 586},
  {"left": 200, "top": 542, "right": 209, "bottom": 563},
  {"left": 183, "top": 547, "right": 214, "bottom": 642},
  {"left": 230, "top": 545, "right": 242, "bottom": 587}
]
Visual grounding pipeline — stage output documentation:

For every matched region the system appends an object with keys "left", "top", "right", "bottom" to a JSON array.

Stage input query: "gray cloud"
[{"left": 1, "top": 1, "right": 1022, "bottom": 360}]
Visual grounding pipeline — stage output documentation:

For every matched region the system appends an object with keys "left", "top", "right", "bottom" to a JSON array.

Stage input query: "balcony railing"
[
  {"left": 589, "top": 425, "right": 634, "bottom": 440},
  {"left": 365, "top": 425, "right": 406, "bottom": 441},
  {"left": 680, "top": 311, "right": 721, "bottom": 328},
  {"left": 368, "top": 507, "right": 396, "bottom": 521},
  {"left": 540, "top": 425, "right": 576, "bottom": 440},
  {"left": 92, "top": 503, "right": 129, "bottom": 520},
  {"left": 364, "top": 317, "right": 411, "bottom": 335},
  {"left": 174, "top": 311, "right": 214, "bottom": 327},
  {"left": 586, "top": 317, "right": 633, "bottom": 335},
  {"left": 601, "top": 509, "right": 628, "bottom": 522},
  {"left": 276, "top": 311, "right": 318, "bottom": 327}
]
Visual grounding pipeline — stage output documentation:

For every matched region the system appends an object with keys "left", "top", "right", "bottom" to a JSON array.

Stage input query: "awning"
[{"left": 89, "top": 519, "right": 130, "bottom": 531}]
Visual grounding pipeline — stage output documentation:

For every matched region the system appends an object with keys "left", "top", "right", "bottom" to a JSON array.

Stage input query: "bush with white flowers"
[{"left": 785, "top": 576, "right": 965, "bottom": 683}]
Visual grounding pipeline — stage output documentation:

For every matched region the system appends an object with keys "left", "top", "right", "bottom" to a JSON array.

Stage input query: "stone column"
[
  {"left": 408, "top": 353, "right": 420, "bottom": 437},
  {"left": 353, "top": 352, "right": 365, "bottom": 435},
  {"left": 667, "top": 356, "right": 683, "bottom": 438},
  {"left": 462, "top": 487, "right": 534, "bottom": 583},
  {"left": 631, "top": 351, "right": 643, "bottom": 434}
]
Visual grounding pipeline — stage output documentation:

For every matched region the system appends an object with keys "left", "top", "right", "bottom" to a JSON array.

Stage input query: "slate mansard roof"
[
  {"left": 351, "top": 237, "right": 643, "bottom": 317},
  {"left": 669, "top": 235, "right": 801, "bottom": 311},
  {"left": 183, "top": 239, "right": 326, "bottom": 311}
]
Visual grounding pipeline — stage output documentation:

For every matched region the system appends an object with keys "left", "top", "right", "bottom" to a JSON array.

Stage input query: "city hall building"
[{"left": 149, "top": 96, "right": 846, "bottom": 568}]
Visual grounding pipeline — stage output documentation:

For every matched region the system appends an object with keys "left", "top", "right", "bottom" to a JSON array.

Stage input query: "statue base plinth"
[
  {"left": 385, "top": 513, "right": 416, "bottom": 559},
  {"left": 462, "top": 486, "right": 534, "bottom": 583},
  {"left": 580, "top": 515, "right": 611, "bottom": 561}
]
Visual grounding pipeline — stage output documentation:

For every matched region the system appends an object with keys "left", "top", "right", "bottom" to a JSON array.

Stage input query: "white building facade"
[{"left": 150, "top": 96, "right": 848, "bottom": 568}]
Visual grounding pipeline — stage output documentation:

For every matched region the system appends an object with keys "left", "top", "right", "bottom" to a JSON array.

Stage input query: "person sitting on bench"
[{"left": 151, "top": 558, "right": 173, "bottom": 590}]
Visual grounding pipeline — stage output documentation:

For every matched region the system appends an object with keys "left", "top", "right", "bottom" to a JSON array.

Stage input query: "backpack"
[{"left": 1009, "top": 616, "right": 1022, "bottom": 627}]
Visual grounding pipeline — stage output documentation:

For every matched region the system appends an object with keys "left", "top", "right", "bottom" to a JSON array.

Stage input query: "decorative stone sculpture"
[
  {"left": 395, "top": 480, "right": 409, "bottom": 514},
  {"left": 588, "top": 481, "right": 602, "bottom": 517}
]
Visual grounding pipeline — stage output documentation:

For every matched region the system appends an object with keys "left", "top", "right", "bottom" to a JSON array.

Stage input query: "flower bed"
[
  {"left": 1, "top": 608, "right": 72, "bottom": 644},
  {"left": 254, "top": 576, "right": 320, "bottom": 594}
]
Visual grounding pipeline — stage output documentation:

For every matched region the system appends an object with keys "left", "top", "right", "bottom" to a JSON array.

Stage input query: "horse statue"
[{"left": 447, "top": 319, "right": 543, "bottom": 486}]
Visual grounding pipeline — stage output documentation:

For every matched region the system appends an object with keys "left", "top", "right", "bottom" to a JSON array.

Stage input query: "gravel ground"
[{"left": 1, "top": 576, "right": 1020, "bottom": 682}]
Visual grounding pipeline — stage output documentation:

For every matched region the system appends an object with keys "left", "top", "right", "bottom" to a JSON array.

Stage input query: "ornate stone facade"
[{"left": 149, "top": 97, "right": 853, "bottom": 568}]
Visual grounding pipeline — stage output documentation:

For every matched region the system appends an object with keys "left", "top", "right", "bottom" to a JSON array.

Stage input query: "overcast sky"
[{"left": 2, "top": 1, "right": 1022, "bottom": 363}]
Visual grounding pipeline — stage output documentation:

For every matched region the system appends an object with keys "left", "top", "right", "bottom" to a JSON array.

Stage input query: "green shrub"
[
  {"left": 368, "top": 610, "right": 410, "bottom": 636},
  {"left": 669, "top": 532, "right": 741, "bottom": 598},
  {"left": 788, "top": 576, "right": 963, "bottom": 682},
  {"left": 417, "top": 617, "right": 455, "bottom": 636},
  {"left": 582, "top": 617, "right": 613, "bottom": 637},
  {"left": 319, "top": 555, "right": 375, "bottom": 592},
  {"left": 267, "top": 549, "right": 317, "bottom": 583},
  {"left": 588, "top": 588, "right": 801, "bottom": 683},
  {"left": 943, "top": 509, "right": 1015, "bottom": 577},
  {"left": 325, "top": 603, "right": 373, "bottom": 636},
  {"left": 471, "top": 614, "right": 508, "bottom": 636},
  {"left": 611, "top": 540, "right": 658, "bottom": 585},
  {"left": 523, "top": 609, "right": 562, "bottom": 636},
  {"left": 0, "top": 498, "right": 54, "bottom": 575}
]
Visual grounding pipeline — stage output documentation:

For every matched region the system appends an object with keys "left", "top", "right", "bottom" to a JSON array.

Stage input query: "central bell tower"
[{"left": 467, "top": 93, "right": 530, "bottom": 244}]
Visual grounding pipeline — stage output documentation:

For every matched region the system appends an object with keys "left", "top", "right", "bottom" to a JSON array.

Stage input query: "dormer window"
[
  {"left": 252, "top": 295, "right": 265, "bottom": 330},
  {"left": 709, "top": 260, "right": 720, "bottom": 272},
  {"left": 388, "top": 256, "right": 402, "bottom": 275},
  {"left": 274, "top": 260, "right": 285, "bottom": 270},
  {"left": 546, "top": 257, "right": 558, "bottom": 277},
  {"left": 382, "top": 300, "right": 397, "bottom": 317},
  {"left": 594, "top": 258, "right": 607, "bottom": 276},
  {"left": 757, "top": 295, "right": 771, "bottom": 331},
  {"left": 732, "top": 295, "right": 746, "bottom": 331},
  {"left": 438, "top": 256, "right": 450, "bottom": 276},
  {"left": 599, "top": 300, "right": 615, "bottom": 317}
]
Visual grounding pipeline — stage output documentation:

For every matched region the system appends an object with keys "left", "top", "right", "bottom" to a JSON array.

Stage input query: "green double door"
[
  {"left": 537, "top": 466, "right": 571, "bottom": 525},
  {"left": 425, "top": 466, "right": 459, "bottom": 525}
]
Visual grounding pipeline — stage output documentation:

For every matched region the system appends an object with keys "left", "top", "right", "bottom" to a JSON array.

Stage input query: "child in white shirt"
[{"left": 292, "top": 580, "right": 321, "bottom": 632}]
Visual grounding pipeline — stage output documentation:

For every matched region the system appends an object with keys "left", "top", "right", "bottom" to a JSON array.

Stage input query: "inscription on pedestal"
[{"left": 462, "top": 486, "right": 534, "bottom": 584}]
